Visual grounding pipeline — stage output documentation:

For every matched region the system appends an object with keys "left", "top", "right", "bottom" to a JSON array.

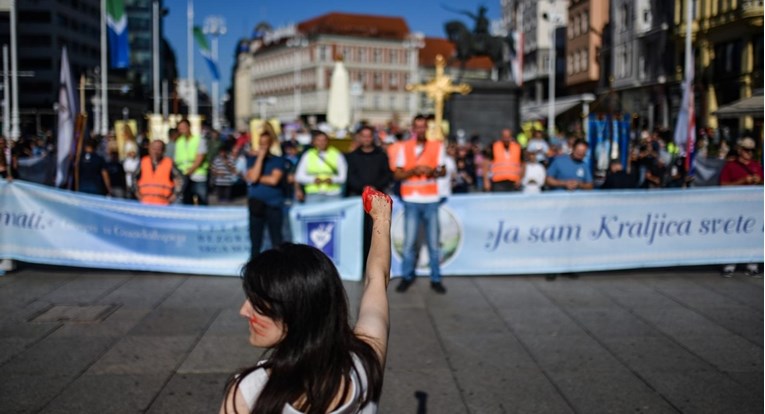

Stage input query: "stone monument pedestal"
[{"left": 447, "top": 80, "right": 521, "bottom": 143}]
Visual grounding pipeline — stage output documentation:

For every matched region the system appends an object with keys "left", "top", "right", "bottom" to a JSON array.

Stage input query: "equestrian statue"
[{"left": 443, "top": 5, "right": 515, "bottom": 82}]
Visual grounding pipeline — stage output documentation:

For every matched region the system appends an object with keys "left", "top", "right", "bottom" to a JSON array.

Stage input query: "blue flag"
[
  {"left": 106, "top": 0, "right": 130, "bottom": 68},
  {"left": 194, "top": 26, "right": 220, "bottom": 80}
]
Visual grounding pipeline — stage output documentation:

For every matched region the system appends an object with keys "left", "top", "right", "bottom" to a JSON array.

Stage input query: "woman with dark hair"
[{"left": 220, "top": 189, "right": 392, "bottom": 414}]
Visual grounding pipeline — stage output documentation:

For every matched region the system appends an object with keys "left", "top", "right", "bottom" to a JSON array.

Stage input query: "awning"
[
  {"left": 713, "top": 95, "right": 764, "bottom": 119},
  {"left": 521, "top": 94, "right": 596, "bottom": 122}
]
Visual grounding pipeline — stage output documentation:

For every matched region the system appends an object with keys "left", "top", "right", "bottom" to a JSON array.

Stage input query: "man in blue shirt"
[
  {"left": 246, "top": 131, "right": 286, "bottom": 258},
  {"left": 545, "top": 139, "right": 594, "bottom": 191}
]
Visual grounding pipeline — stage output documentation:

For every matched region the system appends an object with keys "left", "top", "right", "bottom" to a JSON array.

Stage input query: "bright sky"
[{"left": 163, "top": 0, "right": 502, "bottom": 93}]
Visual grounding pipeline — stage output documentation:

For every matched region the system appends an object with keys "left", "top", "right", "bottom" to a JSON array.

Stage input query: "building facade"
[
  {"left": 0, "top": 0, "right": 101, "bottom": 133},
  {"left": 675, "top": 0, "right": 763, "bottom": 136},
  {"left": 517, "top": 0, "right": 570, "bottom": 105},
  {"left": 565, "top": 0, "right": 609, "bottom": 95},
  {"left": 605, "top": 0, "right": 675, "bottom": 131},
  {"left": 0, "top": 0, "right": 175, "bottom": 135},
  {"left": 235, "top": 13, "right": 419, "bottom": 128}
]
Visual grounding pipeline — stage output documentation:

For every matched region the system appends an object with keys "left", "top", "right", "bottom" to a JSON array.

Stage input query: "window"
[
  {"left": 389, "top": 72, "right": 398, "bottom": 88},
  {"left": 389, "top": 95, "right": 397, "bottom": 109},
  {"left": 373, "top": 95, "right": 381, "bottom": 109},
  {"left": 581, "top": 11, "right": 588, "bottom": 33},
  {"left": 574, "top": 50, "right": 580, "bottom": 73},
  {"left": 373, "top": 49, "right": 382, "bottom": 63},
  {"left": 621, "top": 4, "right": 629, "bottom": 29},
  {"left": 573, "top": 15, "right": 579, "bottom": 36},
  {"left": 567, "top": 54, "right": 573, "bottom": 74},
  {"left": 359, "top": 48, "right": 368, "bottom": 63},
  {"left": 374, "top": 72, "right": 382, "bottom": 86},
  {"left": 318, "top": 45, "right": 328, "bottom": 62},
  {"left": 583, "top": 49, "right": 588, "bottom": 71},
  {"left": 389, "top": 49, "right": 398, "bottom": 64}
]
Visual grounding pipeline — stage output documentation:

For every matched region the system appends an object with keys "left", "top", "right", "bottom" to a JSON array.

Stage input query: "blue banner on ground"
[{"left": 1, "top": 182, "right": 761, "bottom": 279}]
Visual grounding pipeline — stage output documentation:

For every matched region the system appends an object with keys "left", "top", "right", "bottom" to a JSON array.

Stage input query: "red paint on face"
[
  {"left": 249, "top": 314, "right": 272, "bottom": 334},
  {"left": 362, "top": 186, "right": 392, "bottom": 214}
]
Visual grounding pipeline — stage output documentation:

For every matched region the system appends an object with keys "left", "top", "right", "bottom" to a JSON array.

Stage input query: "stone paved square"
[{"left": 0, "top": 266, "right": 761, "bottom": 413}]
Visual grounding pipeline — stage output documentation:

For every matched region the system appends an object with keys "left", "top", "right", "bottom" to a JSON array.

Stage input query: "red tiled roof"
[
  {"left": 420, "top": 37, "right": 493, "bottom": 70},
  {"left": 297, "top": 12, "right": 410, "bottom": 40}
]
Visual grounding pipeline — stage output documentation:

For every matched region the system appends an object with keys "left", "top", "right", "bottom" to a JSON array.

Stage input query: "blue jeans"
[
  {"left": 401, "top": 201, "right": 441, "bottom": 282},
  {"left": 182, "top": 178, "right": 208, "bottom": 205}
]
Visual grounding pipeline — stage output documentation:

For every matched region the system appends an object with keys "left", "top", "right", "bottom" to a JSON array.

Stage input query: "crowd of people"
[{"left": 2, "top": 114, "right": 762, "bottom": 279}]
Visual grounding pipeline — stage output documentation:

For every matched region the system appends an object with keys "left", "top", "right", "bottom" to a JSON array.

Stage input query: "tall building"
[
  {"left": 124, "top": 0, "right": 176, "bottom": 99},
  {"left": 0, "top": 0, "right": 176, "bottom": 136},
  {"left": 607, "top": 0, "right": 675, "bottom": 130},
  {"left": 517, "top": 0, "right": 570, "bottom": 105},
  {"left": 235, "top": 13, "right": 423, "bottom": 129},
  {"left": 565, "top": 0, "right": 609, "bottom": 95},
  {"left": 675, "top": 0, "right": 763, "bottom": 136},
  {"left": 0, "top": 0, "right": 101, "bottom": 134}
]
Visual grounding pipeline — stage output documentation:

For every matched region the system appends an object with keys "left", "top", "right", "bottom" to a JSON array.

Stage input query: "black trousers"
[
  {"left": 248, "top": 200, "right": 283, "bottom": 258},
  {"left": 491, "top": 180, "right": 519, "bottom": 192}
]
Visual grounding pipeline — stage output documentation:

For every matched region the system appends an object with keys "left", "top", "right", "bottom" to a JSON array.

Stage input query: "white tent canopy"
[
  {"left": 713, "top": 94, "right": 764, "bottom": 119},
  {"left": 521, "top": 93, "right": 596, "bottom": 122}
]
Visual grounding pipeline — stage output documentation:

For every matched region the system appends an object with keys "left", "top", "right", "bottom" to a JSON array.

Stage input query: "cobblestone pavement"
[{"left": 0, "top": 265, "right": 762, "bottom": 413}]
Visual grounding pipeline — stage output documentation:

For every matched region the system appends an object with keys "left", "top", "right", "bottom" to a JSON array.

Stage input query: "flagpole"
[
  {"left": 101, "top": 0, "right": 109, "bottom": 136},
  {"left": 685, "top": 0, "right": 692, "bottom": 82},
  {"left": 204, "top": 15, "right": 225, "bottom": 131},
  {"left": 187, "top": 0, "right": 197, "bottom": 116},
  {"left": 9, "top": 0, "right": 19, "bottom": 141},
  {"left": 684, "top": 0, "right": 695, "bottom": 172},
  {"left": 152, "top": 0, "right": 160, "bottom": 115},
  {"left": 3, "top": 45, "right": 9, "bottom": 139}
]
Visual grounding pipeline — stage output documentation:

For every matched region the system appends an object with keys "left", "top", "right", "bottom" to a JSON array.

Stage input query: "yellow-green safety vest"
[
  {"left": 304, "top": 148, "right": 342, "bottom": 194},
  {"left": 174, "top": 134, "right": 208, "bottom": 176}
]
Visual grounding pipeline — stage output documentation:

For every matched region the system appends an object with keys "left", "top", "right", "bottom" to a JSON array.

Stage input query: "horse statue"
[{"left": 443, "top": 6, "right": 514, "bottom": 82}]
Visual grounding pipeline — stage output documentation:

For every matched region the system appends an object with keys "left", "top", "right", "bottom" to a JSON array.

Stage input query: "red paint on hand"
[{"left": 362, "top": 186, "right": 392, "bottom": 214}]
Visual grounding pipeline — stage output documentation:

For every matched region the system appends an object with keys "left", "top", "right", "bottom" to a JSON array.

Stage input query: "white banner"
[{"left": 389, "top": 187, "right": 763, "bottom": 275}]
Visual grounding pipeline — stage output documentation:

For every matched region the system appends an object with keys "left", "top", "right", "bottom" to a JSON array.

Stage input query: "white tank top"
[{"left": 238, "top": 354, "right": 377, "bottom": 414}]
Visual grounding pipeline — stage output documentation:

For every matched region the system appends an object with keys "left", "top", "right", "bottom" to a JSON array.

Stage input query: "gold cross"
[{"left": 406, "top": 54, "right": 472, "bottom": 140}]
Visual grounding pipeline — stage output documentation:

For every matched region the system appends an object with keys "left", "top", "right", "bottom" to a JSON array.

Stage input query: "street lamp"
[
  {"left": 403, "top": 32, "right": 425, "bottom": 119},
  {"left": 286, "top": 35, "right": 308, "bottom": 122},
  {"left": 543, "top": 7, "right": 564, "bottom": 139},
  {"left": 204, "top": 15, "right": 227, "bottom": 131}
]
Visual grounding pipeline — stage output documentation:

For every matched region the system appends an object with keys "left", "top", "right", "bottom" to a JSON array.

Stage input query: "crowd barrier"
[{"left": 1, "top": 181, "right": 762, "bottom": 281}]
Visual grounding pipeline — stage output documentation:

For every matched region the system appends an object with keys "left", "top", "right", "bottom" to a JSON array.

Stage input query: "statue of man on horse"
[{"left": 443, "top": 5, "right": 515, "bottom": 82}]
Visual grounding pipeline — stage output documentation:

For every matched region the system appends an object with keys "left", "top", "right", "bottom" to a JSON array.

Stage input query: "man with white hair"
[{"left": 719, "top": 136, "right": 763, "bottom": 277}]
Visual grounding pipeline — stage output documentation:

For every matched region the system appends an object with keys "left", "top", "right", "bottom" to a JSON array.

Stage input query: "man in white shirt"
[{"left": 393, "top": 115, "right": 448, "bottom": 294}]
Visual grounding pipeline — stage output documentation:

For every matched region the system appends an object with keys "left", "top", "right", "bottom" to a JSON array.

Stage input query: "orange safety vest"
[
  {"left": 490, "top": 140, "right": 522, "bottom": 182},
  {"left": 386, "top": 141, "right": 400, "bottom": 172},
  {"left": 400, "top": 138, "right": 442, "bottom": 199},
  {"left": 137, "top": 156, "right": 174, "bottom": 205}
]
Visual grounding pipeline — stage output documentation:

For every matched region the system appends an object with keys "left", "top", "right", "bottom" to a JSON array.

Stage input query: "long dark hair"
[{"left": 224, "top": 243, "right": 383, "bottom": 414}]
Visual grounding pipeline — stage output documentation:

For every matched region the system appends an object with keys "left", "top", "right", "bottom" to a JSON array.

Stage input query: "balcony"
[{"left": 740, "top": 0, "right": 764, "bottom": 18}]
